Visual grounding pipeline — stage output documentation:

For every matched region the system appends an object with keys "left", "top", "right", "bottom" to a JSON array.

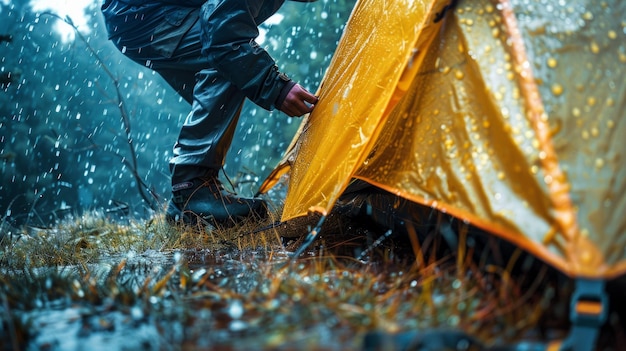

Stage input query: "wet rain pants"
[{"left": 101, "top": 0, "right": 294, "bottom": 184}]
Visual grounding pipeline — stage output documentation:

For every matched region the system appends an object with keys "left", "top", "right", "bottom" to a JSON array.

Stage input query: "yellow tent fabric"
[{"left": 260, "top": 0, "right": 626, "bottom": 279}]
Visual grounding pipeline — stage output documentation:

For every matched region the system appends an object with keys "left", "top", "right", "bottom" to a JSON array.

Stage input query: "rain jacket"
[{"left": 101, "top": 0, "right": 296, "bottom": 110}]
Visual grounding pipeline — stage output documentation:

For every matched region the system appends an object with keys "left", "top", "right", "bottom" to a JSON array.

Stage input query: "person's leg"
[
  {"left": 115, "top": 9, "right": 267, "bottom": 225},
  {"left": 138, "top": 11, "right": 240, "bottom": 179},
  {"left": 169, "top": 68, "right": 243, "bottom": 183},
  {"left": 164, "top": 69, "right": 267, "bottom": 226}
]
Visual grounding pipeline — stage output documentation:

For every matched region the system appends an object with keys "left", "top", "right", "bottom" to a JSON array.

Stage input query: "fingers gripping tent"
[{"left": 261, "top": 0, "right": 624, "bottom": 347}]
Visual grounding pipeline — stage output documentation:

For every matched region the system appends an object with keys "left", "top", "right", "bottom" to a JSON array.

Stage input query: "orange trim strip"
[
  {"left": 498, "top": 0, "right": 604, "bottom": 275},
  {"left": 576, "top": 301, "right": 604, "bottom": 316}
]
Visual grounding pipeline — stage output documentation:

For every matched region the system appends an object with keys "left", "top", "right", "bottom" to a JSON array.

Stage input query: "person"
[{"left": 100, "top": 0, "right": 319, "bottom": 226}]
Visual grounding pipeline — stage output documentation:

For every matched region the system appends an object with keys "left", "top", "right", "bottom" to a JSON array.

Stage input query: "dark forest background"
[{"left": 0, "top": 0, "right": 354, "bottom": 226}]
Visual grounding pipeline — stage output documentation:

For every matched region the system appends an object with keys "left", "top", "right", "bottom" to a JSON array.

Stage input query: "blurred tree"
[
  {"left": 1, "top": 1, "right": 80, "bottom": 226},
  {"left": 0, "top": 0, "right": 356, "bottom": 226}
]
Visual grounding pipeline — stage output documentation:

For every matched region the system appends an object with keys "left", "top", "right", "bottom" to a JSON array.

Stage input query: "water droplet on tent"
[
  {"left": 606, "top": 119, "right": 614, "bottom": 129},
  {"left": 605, "top": 97, "right": 614, "bottom": 107},
  {"left": 544, "top": 175, "right": 553, "bottom": 185},
  {"left": 608, "top": 30, "right": 617, "bottom": 39},
  {"left": 551, "top": 83, "right": 563, "bottom": 96},
  {"left": 581, "top": 130, "right": 589, "bottom": 139},
  {"left": 586, "top": 97, "right": 597, "bottom": 106},
  {"left": 547, "top": 57, "right": 558, "bottom": 68},
  {"left": 455, "top": 70, "right": 464, "bottom": 80},
  {"left": 595, "top": 158, "right": 605, "bottom": 169}
]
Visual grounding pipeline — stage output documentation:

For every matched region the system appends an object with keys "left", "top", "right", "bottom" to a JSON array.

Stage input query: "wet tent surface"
[{"left": 267, "top": 0, "right": 626, "bottom": 277}]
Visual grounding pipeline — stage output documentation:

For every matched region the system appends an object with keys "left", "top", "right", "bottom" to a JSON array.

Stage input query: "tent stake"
[{"left": 290, "top": 215, "right": 327, "bottom": 260}]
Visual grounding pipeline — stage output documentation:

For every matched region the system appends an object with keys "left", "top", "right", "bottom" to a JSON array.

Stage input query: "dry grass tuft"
[{"left": 0, "top": 208, "right": 599, "bottom": 350}]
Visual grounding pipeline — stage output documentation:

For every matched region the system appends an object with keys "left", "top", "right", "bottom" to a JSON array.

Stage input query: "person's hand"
[{"left": 278, "top": 84, "right": 319, "bottom": 117}]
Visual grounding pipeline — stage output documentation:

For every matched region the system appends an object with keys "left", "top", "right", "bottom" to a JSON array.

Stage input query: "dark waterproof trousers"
[{"left": 101, "top": 0, "right": 291, "bottom": 185}]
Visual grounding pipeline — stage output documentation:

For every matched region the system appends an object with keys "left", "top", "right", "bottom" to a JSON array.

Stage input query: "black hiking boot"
[{"left": 165, "top": 177, "right": 268, "bottom": 227}]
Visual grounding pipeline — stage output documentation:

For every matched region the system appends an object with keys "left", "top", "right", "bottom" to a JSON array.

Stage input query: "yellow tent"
[{"left": 261, "top": 0, "right": 625, "bottom": 281}]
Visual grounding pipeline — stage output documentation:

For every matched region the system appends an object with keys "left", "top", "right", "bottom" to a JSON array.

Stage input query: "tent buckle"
[
  {"left": 569, "top": 278, "right": 608, "bottom": 327},
  {"left": 559, "top": 278, "right": 608, "bottom": 351}
]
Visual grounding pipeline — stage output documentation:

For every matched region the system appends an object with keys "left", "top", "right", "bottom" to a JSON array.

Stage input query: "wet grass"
[{"left": 0, "top": 209, "right": 621, "bottom": 350}]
